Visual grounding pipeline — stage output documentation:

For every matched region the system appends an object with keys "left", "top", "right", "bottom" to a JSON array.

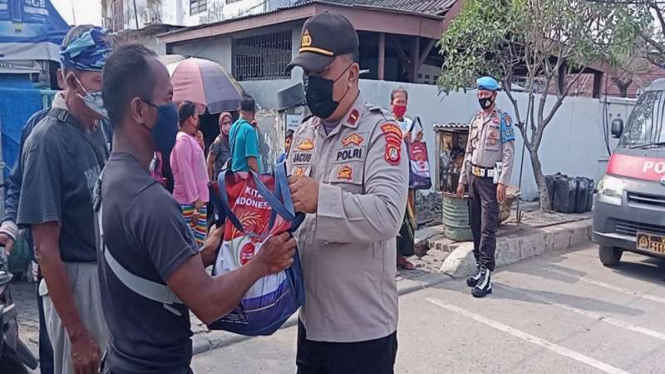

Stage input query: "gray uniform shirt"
[
  {"left": 460, "top": 108, "right": 515, "bottom": 186},
  {"left": 286, "top": 94, "right": 409, "bottom": 343}
]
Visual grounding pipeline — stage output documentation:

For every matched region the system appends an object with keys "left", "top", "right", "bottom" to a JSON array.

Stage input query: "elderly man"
[
  {"left": 17, "top": 26, "right": 112, "bottom": 374},
  {"left": 286, "top": 12, "right": 408, "bottom": 374},
  {"left": 456, "top": 76, "right": 515, "bottom": 298}
]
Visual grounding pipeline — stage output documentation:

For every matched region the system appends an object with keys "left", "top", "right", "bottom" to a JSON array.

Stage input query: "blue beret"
[{"left": 477, "top": 76, "right": 500, "bottom": 91}]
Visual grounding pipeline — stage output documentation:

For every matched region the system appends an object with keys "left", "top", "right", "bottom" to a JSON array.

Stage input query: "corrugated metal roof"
[
  {"left": 433, "top": 123, "right": 469, "bottom": 131},
  {"left": 297, "top": 0, "right": 457, "bottom": 15}
]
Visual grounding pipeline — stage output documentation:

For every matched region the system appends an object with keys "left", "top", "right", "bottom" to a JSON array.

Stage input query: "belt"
[{"left": 471, "top": 164, "right": 495, "bottom": 178}]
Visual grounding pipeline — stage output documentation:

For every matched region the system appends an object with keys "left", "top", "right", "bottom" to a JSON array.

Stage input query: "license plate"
[{"left": 636, "top": 232, "right": 665, "bottom": 254}]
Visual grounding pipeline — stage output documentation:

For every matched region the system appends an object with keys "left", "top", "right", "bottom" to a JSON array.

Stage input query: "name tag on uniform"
[{"left": 292, "top": 151, "right": 314, "bottom": 165}]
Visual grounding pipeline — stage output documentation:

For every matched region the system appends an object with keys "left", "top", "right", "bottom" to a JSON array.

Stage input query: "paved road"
[{"left": 192, "top": 242, "right": 665, "bottom": 374}]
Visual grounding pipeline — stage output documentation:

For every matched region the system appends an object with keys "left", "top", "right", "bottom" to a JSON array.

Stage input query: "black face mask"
[
  {"left": 479, "top": 95, "right": 495, "bottom": 110},
  {"left": 304, "top": 64, "right": 353, "bottom": 119}
]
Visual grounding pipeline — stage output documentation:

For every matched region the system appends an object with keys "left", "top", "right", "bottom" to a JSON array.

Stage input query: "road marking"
[
  {"left": 425, "top": 298, "right": 632, "bottom": 374},
  {"left": 495, "top": 285, "right": 665, "bottom": 342},
  {"left": 546, "top": 268, "right": 665, "bottom": 305}
]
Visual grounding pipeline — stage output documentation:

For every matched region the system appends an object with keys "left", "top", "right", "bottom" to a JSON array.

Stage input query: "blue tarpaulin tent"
[
  {"left": 0, "top": 76, "right": 56, "bottom": 181},
  {"left": 0, "top": 0, "right": 70, "bottom": 61},
  {"left": 0, "top": 1, "right": 69, "bottom": 185}
]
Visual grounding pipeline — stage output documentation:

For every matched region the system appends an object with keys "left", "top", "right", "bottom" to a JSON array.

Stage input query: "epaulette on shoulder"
[
  {"left": 367, "top": 105, "right": 392, "bottom": 121},
  {"left": 301, "top": 114, "right": 315, "bottom": 124}
]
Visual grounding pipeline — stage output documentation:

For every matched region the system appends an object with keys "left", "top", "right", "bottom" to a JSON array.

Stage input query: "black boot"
[
  {"left": 466, "top": 265, "right": 482, "bottom": 287},
  {"left": 471, "top": 268, "right": 492, "bottom": 298}
]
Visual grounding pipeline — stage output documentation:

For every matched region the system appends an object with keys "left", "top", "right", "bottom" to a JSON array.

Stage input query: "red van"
[{"left": 593, "top": 79, "right": 665, "bottom": 266}]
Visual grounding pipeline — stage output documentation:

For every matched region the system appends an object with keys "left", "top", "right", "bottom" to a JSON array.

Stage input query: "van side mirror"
[{"left": 611, "top": 118, "right": 624, "bottom": 139}]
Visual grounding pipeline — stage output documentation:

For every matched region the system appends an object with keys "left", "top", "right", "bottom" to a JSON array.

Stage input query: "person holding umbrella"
[{"left": 171, "top": 101, "right": 210, "bottom": 247}]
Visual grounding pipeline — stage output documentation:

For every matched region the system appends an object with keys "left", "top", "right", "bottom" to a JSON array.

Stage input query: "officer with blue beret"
[{"left": 456, "top": 76, "right": 516, "bottom": 298}]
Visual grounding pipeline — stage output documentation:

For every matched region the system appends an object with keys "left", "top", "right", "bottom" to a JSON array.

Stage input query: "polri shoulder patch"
[{"left": 381, "top": 123, "right": 403, "bottom": 166}]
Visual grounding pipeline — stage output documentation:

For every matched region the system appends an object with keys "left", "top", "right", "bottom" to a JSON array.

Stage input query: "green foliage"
[
  {"left": 437, "top": 0, "right": 650, "bottom": 211},
  {"left": 438, "top": 0, "right": 650, "bottom": 94}
]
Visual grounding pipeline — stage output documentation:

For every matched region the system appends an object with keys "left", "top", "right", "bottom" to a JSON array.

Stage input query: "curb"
[
  {"left": 191, "top": 271, "right": 452, "bottom": 356},
  {"left": 439, "top": 219, "right": 592, "bottom": 279}
]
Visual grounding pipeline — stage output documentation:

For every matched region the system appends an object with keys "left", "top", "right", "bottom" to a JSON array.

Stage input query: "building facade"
[{"left": 101, "top": 0, "right": 296, "bottom": 31}]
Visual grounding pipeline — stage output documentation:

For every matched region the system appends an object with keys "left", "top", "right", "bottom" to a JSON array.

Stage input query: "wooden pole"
[
  {"left": 133, "top": 0, "right": 139, "bottom": 29},
  {"left": 378, "top": 33, "right": 386, "bottom": 81},
  {"left": 411, "top": 37, "right": 420, "bottom": 83},
  {"left": 70, "top": 0, "right": 76, "bottom": 24}
]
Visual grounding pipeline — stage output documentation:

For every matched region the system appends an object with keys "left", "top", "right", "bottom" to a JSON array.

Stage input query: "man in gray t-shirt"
[
  {"left": 18, "top": 25, "right": 112, "bottom": 374},
  {"left": 98, "top": 43, "right": 297, "bottom": 374}
]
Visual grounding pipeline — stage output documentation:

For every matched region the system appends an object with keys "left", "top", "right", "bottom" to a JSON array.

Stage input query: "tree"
[
  {"left": 437, "top": 0, "right": 649, "bottom": 211},
  {"left": 637, "top": 0, "right": 665, "bottom": 66},
  {"left": 611, "top": 52, "right": 654, "bottom": 97}
]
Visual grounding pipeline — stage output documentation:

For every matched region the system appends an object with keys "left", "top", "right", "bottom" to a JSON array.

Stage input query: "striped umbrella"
[{"left": 166, "top": 57, "right": 245, "bottom": 114}]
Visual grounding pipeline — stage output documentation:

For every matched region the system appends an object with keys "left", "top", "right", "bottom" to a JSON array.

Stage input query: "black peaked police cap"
[{"left": 286, "top": 12, "right": 359, "bottom": 73}]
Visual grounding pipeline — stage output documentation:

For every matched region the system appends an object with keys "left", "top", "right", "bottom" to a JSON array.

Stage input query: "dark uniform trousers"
[
  {"left": 296, "top": 321, "right": 398, "bottom": 374},
  {"left": 468, "top": 173, "right": 499, "bottom": 271}
]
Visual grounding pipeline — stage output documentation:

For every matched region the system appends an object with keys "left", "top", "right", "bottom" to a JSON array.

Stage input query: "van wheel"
[{"left": 599, "top": 245, "right": 623, "bottom": 267}]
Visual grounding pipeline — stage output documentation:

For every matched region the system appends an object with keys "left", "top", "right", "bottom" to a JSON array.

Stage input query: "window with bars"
[
  {"left": 190, "top": 0, "right": 208, "bottom": 15},
  {"left": 226, "top": 0, "right": 242, "bottom": 4},
  {"left": 232, "top": 31, "right": 292, "bottom": 81}
]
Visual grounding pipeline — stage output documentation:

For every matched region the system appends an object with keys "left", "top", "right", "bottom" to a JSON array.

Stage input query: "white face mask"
[{"left": 74, "top": 75, "right": 107, "bottom": 119}]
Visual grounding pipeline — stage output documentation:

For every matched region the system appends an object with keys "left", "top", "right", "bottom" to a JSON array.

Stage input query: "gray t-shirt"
[
  {"left": 99, "top": 152, "right": 199, "bottom": 374},
  {"left": 17, "top": 109, "right": 109, "bottom": 262}
]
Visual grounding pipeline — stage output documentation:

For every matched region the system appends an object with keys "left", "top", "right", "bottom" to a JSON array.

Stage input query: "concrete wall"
[
  {"left": 240, "top": 79, "right": 635, "bottom": 200},
  {"left": 170, "top": 36, "right": 233, "bottom": 70}
]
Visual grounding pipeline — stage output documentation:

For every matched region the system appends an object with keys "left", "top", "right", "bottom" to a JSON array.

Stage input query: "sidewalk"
[{"left": 14, "top": 206, "right": 593, "bottom": 359}]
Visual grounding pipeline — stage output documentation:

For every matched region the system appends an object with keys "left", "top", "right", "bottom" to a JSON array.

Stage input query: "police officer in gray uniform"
[
  {"left": 456, "top": 76, "right": 515, "bottom": 298},
  {"left": 285, "top": 12, "right": 408, "bottom": 374}
]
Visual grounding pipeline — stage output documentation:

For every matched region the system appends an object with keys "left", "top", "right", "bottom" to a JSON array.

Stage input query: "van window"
[{"left": 618, "top": 90, "right": 665, "bottom": 149}]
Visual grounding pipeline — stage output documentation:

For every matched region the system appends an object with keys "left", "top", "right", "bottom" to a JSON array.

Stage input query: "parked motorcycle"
[{"left": 0, "top": 247, "right": 38, "bottom": 373}]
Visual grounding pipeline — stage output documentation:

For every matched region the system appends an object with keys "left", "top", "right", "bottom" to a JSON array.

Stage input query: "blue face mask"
[
  {"left": 144, "top": 100, "right": 179, "bottom": 154},
  {"left": 74, "top": 75, "right": 107, "bottom": 119}
]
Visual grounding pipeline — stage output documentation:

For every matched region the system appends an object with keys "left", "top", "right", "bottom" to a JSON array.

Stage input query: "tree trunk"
[
  {"left": 529, "top": 150, "right": 551, "bottom": 212},
  {"left": 618, "top": 83, "right": 630, "bottom": 98}
]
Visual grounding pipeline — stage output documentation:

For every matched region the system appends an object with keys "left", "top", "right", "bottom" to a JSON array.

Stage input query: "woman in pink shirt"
[{"left": 171, "top": 101, "right": 210, "bottom": 246}]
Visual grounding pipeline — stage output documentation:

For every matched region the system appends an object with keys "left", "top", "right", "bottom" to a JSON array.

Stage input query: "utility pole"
[
  {"left": 70, "top": 0, "right": 76, "bottom": 24},
  {"left": 132, "top": 0, "right": 139, "bottom": 29}
]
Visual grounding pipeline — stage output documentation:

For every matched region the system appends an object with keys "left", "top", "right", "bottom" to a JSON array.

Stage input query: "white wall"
[
  {"left": 362, "top": 81, "right": 635, "bottom": 200},
  {"left": 170, "top": 36, "right": 233, "bottom": 70},
  {"left": 240, "top": 79, "right": 635, "bottom": 200}
]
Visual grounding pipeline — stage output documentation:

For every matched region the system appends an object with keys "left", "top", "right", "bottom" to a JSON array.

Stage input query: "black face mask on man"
[
  {"left": 142, "top": 100, "right": 179, "bottom": 155},
  {"left": 478, "top": 94, "right": 496, "bottom": 110},
  {"left": 304, "top": 63, "right": 353, "bottom": 119}
]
